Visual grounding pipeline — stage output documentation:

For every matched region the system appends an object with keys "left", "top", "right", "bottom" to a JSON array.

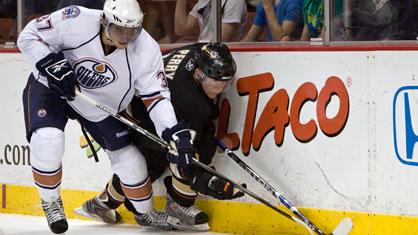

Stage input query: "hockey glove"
[
  {"left": 191, "top": 170, "right": 246, "bottom": 200},
  {"left": 162, "top": 121, "right": 195, "bottom": 169},
  {"left": 36, "top": 52, "right": 78, "bottom": 101}
]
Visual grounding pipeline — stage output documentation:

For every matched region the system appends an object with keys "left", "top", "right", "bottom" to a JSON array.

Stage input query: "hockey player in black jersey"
[{"left": 75, "top": 42, "right": 244, "bottom": 231}]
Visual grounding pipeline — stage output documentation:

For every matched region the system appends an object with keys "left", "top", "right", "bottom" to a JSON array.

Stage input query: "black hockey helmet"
[{"left": 194, "top": 43, "right": 236, "bottom": 81}]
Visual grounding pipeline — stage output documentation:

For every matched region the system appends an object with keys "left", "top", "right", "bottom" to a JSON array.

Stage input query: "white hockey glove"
[
  {"left": 162, "top": 121, "right": 195, "bottom": 169},
  {"left": 36, "top": 52, "right": 79, "bottom": 101}
]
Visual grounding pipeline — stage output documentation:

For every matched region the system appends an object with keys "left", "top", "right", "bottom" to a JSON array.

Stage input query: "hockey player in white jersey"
[{"left": 17, "top": 0, "right": 195, "bottom": 233}]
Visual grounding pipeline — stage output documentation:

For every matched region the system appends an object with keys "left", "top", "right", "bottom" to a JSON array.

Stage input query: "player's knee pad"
[
  {"left": 107, "top": 144, "right": 148, "bottom": 184},
  {"left": 30, "top": 127, "right": 64, "bottom": 171}
]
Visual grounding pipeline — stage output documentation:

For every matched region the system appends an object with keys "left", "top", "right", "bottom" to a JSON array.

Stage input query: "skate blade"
[
  {"left": 167, "top": 216, "right": 210, "bottom": 231},
  {"left": 73, "top": 207, "right": 107, "bottom": 223}
]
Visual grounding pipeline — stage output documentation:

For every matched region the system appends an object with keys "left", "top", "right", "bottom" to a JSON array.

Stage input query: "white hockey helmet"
[{"left": 103, "top": 0, "right": 143, "bottom": 28}]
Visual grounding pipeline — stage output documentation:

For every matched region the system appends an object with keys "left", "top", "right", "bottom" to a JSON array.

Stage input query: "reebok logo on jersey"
[
  {"left": 73, "top": 59, "right": 117, "bottom": 89},
  {"left": 116, "top": 130, "right": 130, "bottom": 138}
]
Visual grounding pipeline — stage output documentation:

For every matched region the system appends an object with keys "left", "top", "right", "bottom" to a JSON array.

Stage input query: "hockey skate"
[
  {"left": 134, "top": 209, "right": 180, "bottom": 231},
  {"left": 73, "top": 196, "right": 121, "bottom": 224},
  {"left": 41, "top": 197, "right": 68, "bottom": 234},
  {"left": 165, "top": 195, "right": 210, "bottom": 231}
]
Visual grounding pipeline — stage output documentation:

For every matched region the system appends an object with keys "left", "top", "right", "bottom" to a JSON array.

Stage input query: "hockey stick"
[
  {"left": 75, "top": 90, "right": 316, "bottom": 233},
  {"left": 217, "top": 141, "right": 353, "bottom": 235}
]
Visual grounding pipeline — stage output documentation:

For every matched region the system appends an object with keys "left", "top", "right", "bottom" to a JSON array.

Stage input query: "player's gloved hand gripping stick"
[
  {"left": 161, "top": 121, "right": 194, "bottom": 169},
  {"left": 75, "top": 90, "right": 351, "bottom": 235},
  {"left": 36, "top": 52, "right": 79, "bottom": 101}
]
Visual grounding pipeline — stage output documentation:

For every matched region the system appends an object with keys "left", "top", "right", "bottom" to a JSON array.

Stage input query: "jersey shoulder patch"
[{"left": 62, "top": 6, "right": 81, "bottom": 19}]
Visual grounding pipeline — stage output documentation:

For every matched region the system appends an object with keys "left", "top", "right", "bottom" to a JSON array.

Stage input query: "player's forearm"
[
  {"left": 148, "top": 98, "right": 178, "bottom": 137},
  {"left": 17, "top": 25, "right": 53, "bottom": 66},
  {"left": 17, "top": 16, "right": 59, "bottom": 64},
  {"left": 174, "top": 0, "right": 189, "bottom": 36},
  {"left": 18, "top": 37, "right": 50, "bottom": 65}
]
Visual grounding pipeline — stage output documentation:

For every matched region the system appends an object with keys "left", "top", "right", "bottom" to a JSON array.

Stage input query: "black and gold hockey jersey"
[{"left": 131, "top": 43, "right": 219, "bottom": 180}]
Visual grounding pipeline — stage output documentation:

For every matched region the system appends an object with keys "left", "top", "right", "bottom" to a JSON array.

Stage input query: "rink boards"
[{"left": 2, "top": 47, "right": 418, "bottom": 234}]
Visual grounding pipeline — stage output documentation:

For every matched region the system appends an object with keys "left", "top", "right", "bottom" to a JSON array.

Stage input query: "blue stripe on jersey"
[
  {"left": 141, "top": 91, "right": 161, "bottom": 98},
  {"left": 117, "top": 49, "right": 132, "bottom": 112},
  {"left": 32, "top": 166, "right": 62, "bottom": 175},
  {"left": 120, "top": 177, "right": 150, "bottom": 188},
  {"left": 35, "top": 181, "right": 61, "bottom": 190}
]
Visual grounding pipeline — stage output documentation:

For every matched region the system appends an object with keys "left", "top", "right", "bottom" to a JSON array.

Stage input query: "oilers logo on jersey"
[{"left": 73, "top": 59, "right": 117, "bottom": 89}]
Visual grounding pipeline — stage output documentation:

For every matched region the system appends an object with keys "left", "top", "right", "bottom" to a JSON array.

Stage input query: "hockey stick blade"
[{"left": 330, "top": 218, "right": 353, "bottom": 235}]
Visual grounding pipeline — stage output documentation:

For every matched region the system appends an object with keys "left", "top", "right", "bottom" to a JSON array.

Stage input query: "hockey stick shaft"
[
  {"left": 75, "top": 91, "right": 167, "bottom": 149},
  {"left": 218, "top": 141, "right": 327, "bottom": 235},
  {"left": 75, "top": 91, "right": 308, "bottom": 227}
]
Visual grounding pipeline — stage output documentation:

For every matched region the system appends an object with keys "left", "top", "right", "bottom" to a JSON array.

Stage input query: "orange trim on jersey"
[
  {"left": 142, "top": 95, "right": 164, "bottom": 108},
  {"left": 32, "top": 169, "right": 62, "bottom": 187},
  {"left": 120, "top": 177, "right": 152, "bottom": 200}
]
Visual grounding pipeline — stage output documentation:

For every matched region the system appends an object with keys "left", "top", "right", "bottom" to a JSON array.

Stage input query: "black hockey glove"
[
  {"left": 162, "top": 121, "right": 195, "bottom": 169},
  {"left": 191, "top": 170, "right": 246, "bottom": 200},
  {"left": 36, "top": 52, "right": 78, "bottom": 101}
]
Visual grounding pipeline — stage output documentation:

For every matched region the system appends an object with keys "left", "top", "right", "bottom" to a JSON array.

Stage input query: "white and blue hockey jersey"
[{"left": 18, "top": 6, "right": 177, "bottom": 135}]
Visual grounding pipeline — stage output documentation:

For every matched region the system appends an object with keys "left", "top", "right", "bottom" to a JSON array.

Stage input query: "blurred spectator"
[
  {"left": 25, "top": 1, "right": 59, "bottom": 16},
  {"left": 350, "top": 0, "right": 416, "bottom": 40},
  {"left": 175, "top": 0, "right": 247, "bottom": 42},
  {"left": 242, "top": 0, "right": 303, "bottom": 42},
  {"left": 247, "top": 0, "right": 258, "bottom": 8},
  {"left": 23, "top": 1, "right": 59, "bottom": 23},
  {"left": 0, "top": 0, "right": 57, "bottom": 42},
  {"left": 0, "top": 0, "right": 16, "bottom": 42},
  {"left": 300, "top": 0, "right": 342, "bottom": 41},
  {"left": 141, "top": 0, "right": 178, "bottom": 44},
  {"left": 0, "top": 0, "right": 16, "bottom": 18},
  {"left": 57, "top": 0, "right": 105, "bottom": 10},
  {"left": 401, "top": 1, "right": 418, "bottom": 40},
  {"left": 300, "top": 0, "right": 323, "bottom": 40}
]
